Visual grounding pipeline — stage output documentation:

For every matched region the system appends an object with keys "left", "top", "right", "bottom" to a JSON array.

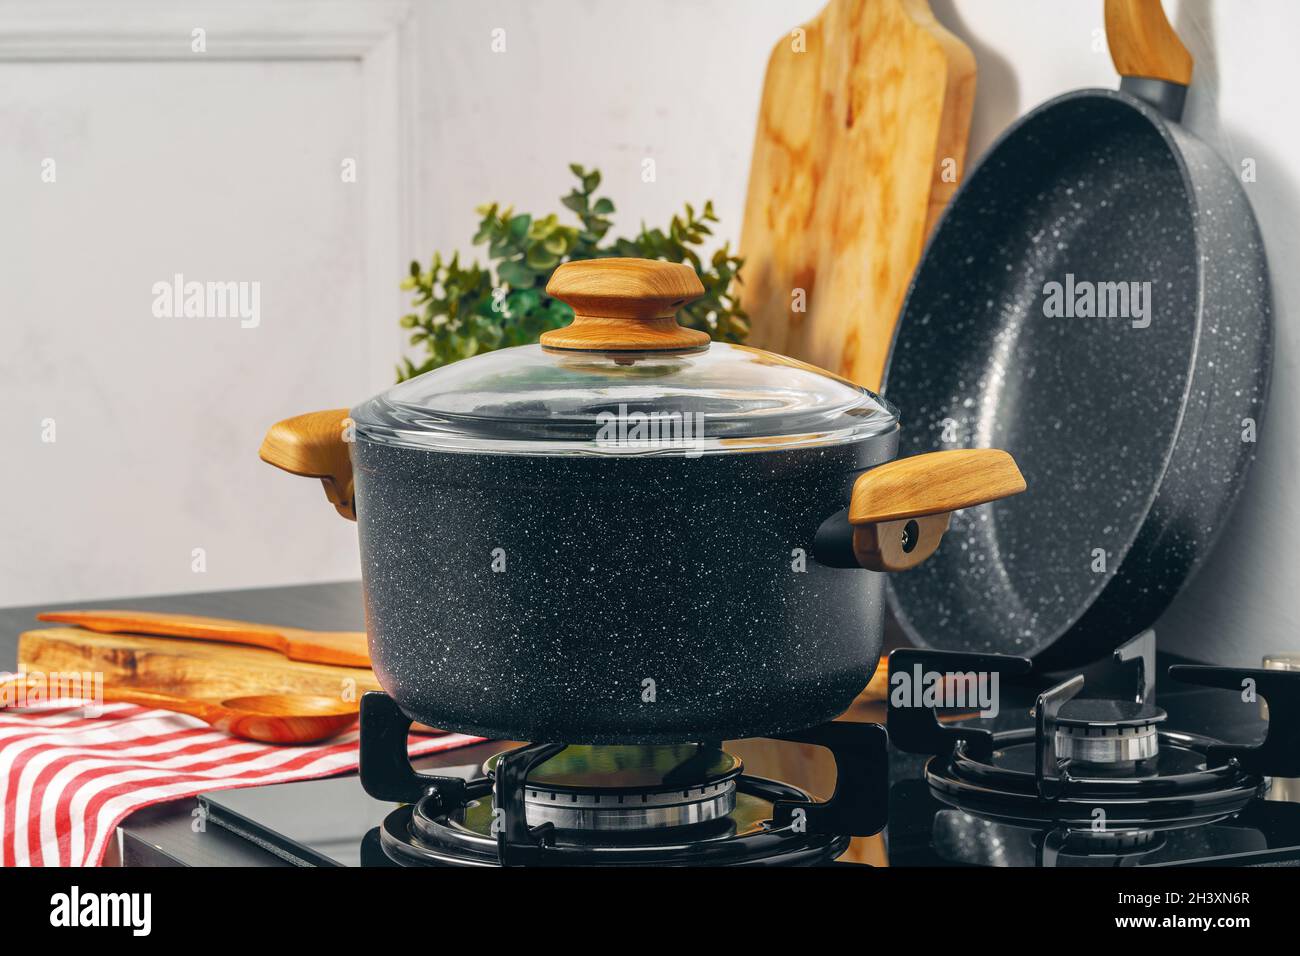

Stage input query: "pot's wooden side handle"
[
  {"left": 1105, "top": 0, "right": 1192, "bottom": 85},
  {"left": 259, "top": 409, "right": 357, "bottom": 521},
  {"left": 848, "top": 449, "right": 1025, "bottom": 571}
]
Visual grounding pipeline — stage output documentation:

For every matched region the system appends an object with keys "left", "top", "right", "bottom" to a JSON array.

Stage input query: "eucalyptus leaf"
[
  {"left": 525, "top": 245, "right": 560, "bottom": 271},
  {"left": 497, "top": 259, "right": 534, "bottom": 287}
]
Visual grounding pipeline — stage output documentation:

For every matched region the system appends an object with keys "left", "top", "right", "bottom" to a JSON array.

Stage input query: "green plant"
[{"left": 397, "top": 164, "right": 747, "bottom": 380}]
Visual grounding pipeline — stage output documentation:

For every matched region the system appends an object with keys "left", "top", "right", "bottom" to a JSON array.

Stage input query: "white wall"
[
  {"left": 407, "top": 0, "right": 825, "bottom": 277},
  {"left": 3, "top": 0, "right": 1296, "bottom": 667}
]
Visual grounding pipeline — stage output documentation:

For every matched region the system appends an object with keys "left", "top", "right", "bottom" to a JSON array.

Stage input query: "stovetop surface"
[
  {"left": 203, "top": 761, "right": 480, "bottom": 867},
  {"left": 198, "top": 652, "right": 1300, "bottom": 867}
]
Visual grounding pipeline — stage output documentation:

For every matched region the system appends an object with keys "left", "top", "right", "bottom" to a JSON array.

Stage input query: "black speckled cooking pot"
[{"left": 261, "top": 259, "right": 1025, "bottom": 743}]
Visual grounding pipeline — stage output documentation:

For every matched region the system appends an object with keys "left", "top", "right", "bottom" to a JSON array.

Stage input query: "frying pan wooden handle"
[
  {"left": 1105, "top": 0, "right": 1193, "bottom": 86},
  {"left": 259, "top": 409, "right": 356, "bottom": 520},
  {"left": 848, "top": 449, "right": 1025, "bottom": 571},
  {"left": 540, "top": 258, "right": 709, "bottom": 351}
]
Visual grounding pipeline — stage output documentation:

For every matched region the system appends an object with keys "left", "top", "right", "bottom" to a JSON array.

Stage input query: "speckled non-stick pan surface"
[{"left": 882, "top": 88, "right": 1271, "bottom": 669}]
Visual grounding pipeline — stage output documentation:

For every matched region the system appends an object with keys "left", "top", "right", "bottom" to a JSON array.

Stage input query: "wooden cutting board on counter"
[
  {"left": 739, "top": 0, "right": 975, "bottom": 390},
  {"left": 17, "top": 627, "right": 382, "bottom": 701}
]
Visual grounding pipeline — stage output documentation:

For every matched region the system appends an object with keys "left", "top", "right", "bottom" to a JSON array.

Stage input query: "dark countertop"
[{"left": 0, "top": 580, "right": 504, "bottom": 866}]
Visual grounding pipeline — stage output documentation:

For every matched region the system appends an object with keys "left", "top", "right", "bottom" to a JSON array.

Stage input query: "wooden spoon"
[
  {"left": 36, "top": 609, "right": 369, "bottom": 668},
  {"left": 0, "top": 677, "right": 358, "bottom": 745}
]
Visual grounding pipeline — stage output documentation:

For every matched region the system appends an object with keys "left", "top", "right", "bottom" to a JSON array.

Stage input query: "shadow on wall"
[
  {"left": 928, "top": 0, "right": 1020, "bottom": 159},
  {"left": 1175, "top": 0, "right": 1221, "bottom": 146}
]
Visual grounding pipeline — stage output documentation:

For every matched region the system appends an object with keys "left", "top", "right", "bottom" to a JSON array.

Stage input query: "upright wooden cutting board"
[{"left": 739, "top": 0, "right": 975, "bottom": 389}]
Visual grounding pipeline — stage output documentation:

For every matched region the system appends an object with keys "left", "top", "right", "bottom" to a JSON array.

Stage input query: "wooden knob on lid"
[{"left": 541, "top": 257, "right": 709, "bottom": 351}]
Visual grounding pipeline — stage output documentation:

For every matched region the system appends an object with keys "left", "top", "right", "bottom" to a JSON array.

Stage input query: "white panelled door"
[{"left": 0, "top": 1, "right": 415, "bottom": 605}]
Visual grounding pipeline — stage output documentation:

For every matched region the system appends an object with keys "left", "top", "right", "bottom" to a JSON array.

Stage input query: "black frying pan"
[{"left": 882, "top": 0, "right": 1271, "bottom": 669}]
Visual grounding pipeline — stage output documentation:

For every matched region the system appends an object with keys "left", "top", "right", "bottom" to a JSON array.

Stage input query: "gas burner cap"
[
  {"left": 482, "top": 744, "right": 744, "bottom": 832},
  {"left": 1053, "top": 700, "right": 1167, "bottom": 766},
  {"left": 1055, "top": 698, "right": 1165, "bottom": 725}
]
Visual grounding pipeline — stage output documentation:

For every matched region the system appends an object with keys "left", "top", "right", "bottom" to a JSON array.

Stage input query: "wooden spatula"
[
  {"left": 35, "top": 610, "right": 369, "bottom": 668},
  {"left": 0, "top": 673, "right": 358, "bottom": 744}
]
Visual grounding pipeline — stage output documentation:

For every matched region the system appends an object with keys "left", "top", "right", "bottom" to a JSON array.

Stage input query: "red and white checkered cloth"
[{"left": 0, "top": 699, "right": 481, "bottom": 866}]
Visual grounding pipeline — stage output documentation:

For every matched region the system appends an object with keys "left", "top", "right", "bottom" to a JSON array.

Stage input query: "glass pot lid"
[{"left": 351, "top": 258, "right": 898, "bottom": 457}]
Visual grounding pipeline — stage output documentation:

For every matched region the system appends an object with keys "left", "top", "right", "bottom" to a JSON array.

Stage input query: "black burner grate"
[
  {"left": 885, "top": 632, "right": 1299, "bottom": 832},
  {"left": 357, "top": 691, "right": 889, "bottom": 867}
]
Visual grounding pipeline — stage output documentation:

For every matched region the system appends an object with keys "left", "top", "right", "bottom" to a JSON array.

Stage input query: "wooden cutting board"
[
  {"left": 17, "top": 627, "right": 382, "bottom": 701},
  {"left": 739, "top": 0, "right": 975, "bottom": 389}
]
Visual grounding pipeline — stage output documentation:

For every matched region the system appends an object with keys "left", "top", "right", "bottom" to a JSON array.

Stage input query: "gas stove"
[
  {"left": 356, "top": 692, "right": 887, "bottom": 866},
  {"left": 198, "top": 631, "right": 1300, "bottom": 867}
]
